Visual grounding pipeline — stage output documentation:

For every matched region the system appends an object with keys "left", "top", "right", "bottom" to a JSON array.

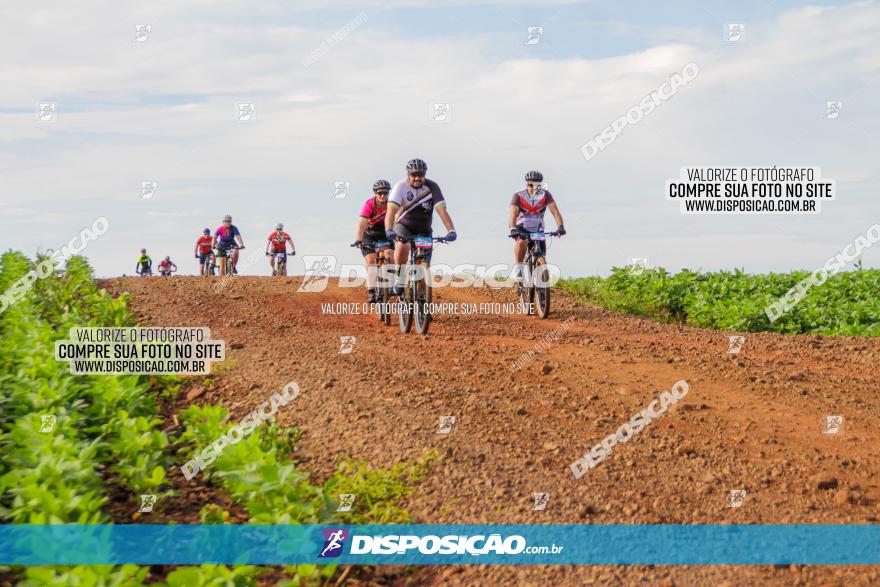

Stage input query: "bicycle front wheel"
[
  {"left": 534, "top": 257, "right": 551, "bottom": 319},
  {"left": 398, "top": 265, "right": 414, "bottom": 334},
  {"left": 413, "top": 264, "right": 432, "bottom": 335}
]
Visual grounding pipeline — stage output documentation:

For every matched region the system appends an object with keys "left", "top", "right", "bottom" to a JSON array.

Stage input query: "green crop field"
[
  {"left": 0, "top": 251, "right": 434, "bottom": 586},
  {"left": 560, "top": 266, "right": 880, "bottom": 337}
]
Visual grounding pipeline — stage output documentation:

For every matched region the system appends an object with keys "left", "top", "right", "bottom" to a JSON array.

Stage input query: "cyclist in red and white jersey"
[
  {"left": 265, "top": 223, "right": 295, "bottom": 271},
  {"left": 385, "top": 158, "right": 457, "bottom": 295},
  {"left": 353, "top": 180, "right": 394, "bottom": 302},
  {"left": 509, "top": 170, "right": 565, "bottom": 266}
]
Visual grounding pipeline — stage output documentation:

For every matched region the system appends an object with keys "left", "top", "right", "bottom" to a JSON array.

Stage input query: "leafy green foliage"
[{"left": 561, "top": 266, "right": 880, "bottom": 336}]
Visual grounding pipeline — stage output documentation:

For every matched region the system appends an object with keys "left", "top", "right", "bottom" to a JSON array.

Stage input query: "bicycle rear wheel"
[{"left": 534, "top": 257, "right": 551, "bottom": 319}]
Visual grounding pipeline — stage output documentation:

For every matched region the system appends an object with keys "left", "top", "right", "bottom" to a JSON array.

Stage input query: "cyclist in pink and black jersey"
[{"left": 353, "top": 180, "right": 394, "bottom": 302}]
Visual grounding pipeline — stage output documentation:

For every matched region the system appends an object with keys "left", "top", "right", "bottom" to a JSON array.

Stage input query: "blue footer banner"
[{"left": 1, "top": 525, "right": 878, "bottom": 565}]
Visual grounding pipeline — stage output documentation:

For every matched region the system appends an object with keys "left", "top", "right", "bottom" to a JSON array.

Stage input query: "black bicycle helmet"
[
  {"left": 373, "top": 179, "right": 391, "bottom": 192},
  {"left": 525, "top": 170, "right": 543, "bottom": 182},
  {"left": 406, "top": 158, "right": 428, "bottom": 173}
]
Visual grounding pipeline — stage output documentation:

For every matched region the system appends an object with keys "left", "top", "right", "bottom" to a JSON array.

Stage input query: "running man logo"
[
  {"left": 725, "top": 23, "right": 744, "bottom": 42},
  {"left": 333, "top": 181, "right": 351, "bottom": 199},
  {"left": 39, "top": 415, "right": 57, "bottom": 433},
  {"left": 823, "top": 415, "right": 843, "bottom": 434},
  {"left": 138, "top": 494, "right": 157, "bottom": 513},
  {"left": 629, "top": 257, "right": 648, "bottom": 276},
  {"left": 727, "top": 489, "right": 746, "bottom": 508},
  {"left": 38, "top": 103, "right": 57, "bottom": 122},
  {"left": 727, "top": 335, "right": 746, "bottom": 354},
  {"left": 133, "top": 24, "right": 151, "bottom": 42},
  {"left": 298, "top": 256, "right": 337, "bottom": 292},
  {"left": 337, "top": 494, "right": 355, "bottom": 512},
  {"left": 437, "top": 415, "right": 456, "bottom": 434},
  {"left": 825, "top": 101, "right": 842, "bottom": 120},
  {"left": 319, "top": 528, "right": 349, "bottom": 558},
  {"left": 141, "top": 181, "right": 157, "bottom": 199},
  {"left": 338, "top": 336, "right": 356, "bottom": 354},
  {"left": 532, "top": 492, "right": 550, "bottom": 511},
  {"left": 524, "top": 26, "right": 543, "bottom": 45},
  {"left": 429, "top": 103, "right": 450, "bottom": 122}
]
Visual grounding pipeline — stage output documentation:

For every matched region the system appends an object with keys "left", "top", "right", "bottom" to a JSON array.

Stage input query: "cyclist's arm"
[
  {"left": 508, "top": 205, "right": 520, "bottom": 230},
  {"left": 355, "top": 217, "right": 368, "bottom": 241},
  {"left": 436, "top": 203, "right": 455, "bottom": 232},
  {"left": 547, "top": 201, "right": 564, "bottom": 230},
  {"left": 287, "top": 236, "right": 295, "bottom": 254},
  {"left": 384, "top": 202, "right": 399, "bottom": 232},
  {"left": 236, "top": 233, "right": 244, "bottom": 247},
  {"left": 194, "top": 242, "right": 199, "bottom": 256},
  {"left": 265, "top": 238, "right": 271, "bottom": 255}
]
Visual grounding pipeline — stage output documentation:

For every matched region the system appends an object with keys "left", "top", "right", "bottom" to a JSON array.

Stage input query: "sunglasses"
[
  {"left": 408, "top": 172, "right": 426, "bottom": 178},
  {"left": 375, "top": 190, "right": 389, "bottom": 196},
  {"left": 223, "top": 221, "right": 231, "bottom": 224},
  {"left": 527, "top": 182, "right": 542, "bottom": 188}
]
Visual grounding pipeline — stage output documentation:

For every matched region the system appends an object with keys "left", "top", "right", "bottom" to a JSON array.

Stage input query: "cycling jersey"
[
  {"left": 511, "top": 189, "right": 555, "bottom": 232},
  {"left": 136, "top": 255, "right": 152, "bottom": 273},
  {"left": 267, "top": 230, "right": 292, "bottom": 252},
  {"left": 158, "top": 260, "right": 174, "bottom": 271},
  {"left": 360, "top": 196, "right": 388, "bottom": 238},
  {"left": 196, "top": 235, "right": 213, "bottom": 254},
  {"left": 388, "top": 178, "right": 445, "bottom": 233},
  {"left": 214, "top": 225, "right": 241, "bottom": 245}
]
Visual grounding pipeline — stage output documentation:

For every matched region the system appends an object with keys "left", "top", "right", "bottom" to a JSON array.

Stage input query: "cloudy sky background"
[{"left": 1, "top": 0, "right": 877, "bottom": 277}]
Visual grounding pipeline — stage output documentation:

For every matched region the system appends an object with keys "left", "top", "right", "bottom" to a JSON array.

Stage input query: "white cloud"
[{"left": 1, "top": 1, "right": 877, "bottom": 275}]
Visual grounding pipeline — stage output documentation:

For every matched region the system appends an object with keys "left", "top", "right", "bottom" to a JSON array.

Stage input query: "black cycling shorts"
[
  {"left": 360, "top": 234, "right": 395, "bottom": 257},
  {"left": 393, "top": 223, "right": 434, "bottom": 263}
]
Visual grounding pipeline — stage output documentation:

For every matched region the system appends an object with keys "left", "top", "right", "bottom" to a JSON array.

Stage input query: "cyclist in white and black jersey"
[
  {"left": 509, "top": 170, "right": 565, "bottom": 266},
  {"left": 385, "top": 158, "right": 457, "bottom": 294}
]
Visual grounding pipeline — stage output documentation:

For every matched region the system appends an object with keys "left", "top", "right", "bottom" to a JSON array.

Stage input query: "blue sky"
[{"left": 0, "top": 0, "right": 877, "bottom": 277}]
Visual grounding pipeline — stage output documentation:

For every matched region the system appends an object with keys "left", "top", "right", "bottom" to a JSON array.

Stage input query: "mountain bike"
[
  {"left": 215, "top": 245, "right": 244, "bottom": 276},
  {"left": 511, "top": 230, "right": 558, "bottom": 319},
  {"left": 351, "top": 240, "right": 394, "bottom": 325},
  {"left": 198, "top": 252, "right": 215, "bottom": 276},
  {"left": 397, "top": 235, "right": 446, "bottom": 335},
  {"left": 270, "top": 251, "right": 293, "bottom": 276},
  {"left": 372, "top": 240, "right": 394, "bottom": 325}
]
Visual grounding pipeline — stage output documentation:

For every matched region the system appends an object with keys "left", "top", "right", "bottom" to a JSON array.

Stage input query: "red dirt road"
[{"left": 104, "top": 276, "right": 880, "bottom": 586}]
